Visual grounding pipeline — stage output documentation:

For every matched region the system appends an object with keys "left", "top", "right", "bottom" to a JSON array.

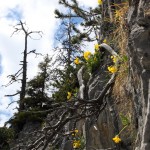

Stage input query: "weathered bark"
[
  {"left": 17, "top": 21, "right": 42, "bottom": 110},
  {"left": 20, "top": 34, "right": 27, "bottom": 110}
]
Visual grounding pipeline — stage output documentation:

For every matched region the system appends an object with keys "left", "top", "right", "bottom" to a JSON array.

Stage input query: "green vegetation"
[
  {"left": 0, "top": 127, "right": 14, "bottom": 150},
  {"left": 7, "top": 111, "right": 47, "bottom": 133}
]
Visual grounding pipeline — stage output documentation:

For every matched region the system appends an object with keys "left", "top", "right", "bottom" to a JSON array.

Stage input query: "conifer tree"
[
  {"left": 54, "top": 0, "right": 102, "bottom": 42},
  {"left": 24, "top": 55, "right": 52, "bottom": 110},
  {"left": 51, "top": 14, "right": 81, "bottom": 102}
]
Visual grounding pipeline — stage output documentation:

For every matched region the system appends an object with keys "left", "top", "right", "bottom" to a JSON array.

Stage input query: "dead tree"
[{"left": 4, "top": 21, "right": 42, "bottom": 111}]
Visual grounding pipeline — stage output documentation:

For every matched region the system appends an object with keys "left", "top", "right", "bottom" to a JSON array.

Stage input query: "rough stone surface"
[
  {"left": 9, "top": 121, "right": 42, "bottom": 150},
  {"left": 127, "top": 0, "right": 150, "bottom": 149}
]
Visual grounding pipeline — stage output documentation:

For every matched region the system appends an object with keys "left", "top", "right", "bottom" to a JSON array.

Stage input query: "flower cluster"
[
  {"left": 73, "top": 42, "right": 117, "bottom": 74},
  {"left": 74, "top": 57, "right": 80, "bottom": 65},
  {"left": 83, "top": 51, "right": 91, "bottom": 61},
  {"left": 111, "top": 55, "right": 118, "bottom": 63},
  {"left": 108, "top": 66, "right": 117, "bottom": 73},
  {"left": 73, "top": 140, "right": 81, "bottom": 149},
  {"left": 98, "top": 0, "right": 102, "bottom": 5},
  {"left": 74, "top": 43, "right": 101, "bottom": 66},
  {"left": 72, "top": 129, "right": 79, "bottom": 136},
  {"left": 112, "top": 135, "right": 121, "bottom": 143},
  {"left": 70, "top": 129, "right": 82, "bottom": 149},
  {"left": 108, "top": 55, "right": 119, "bottom": 73}
]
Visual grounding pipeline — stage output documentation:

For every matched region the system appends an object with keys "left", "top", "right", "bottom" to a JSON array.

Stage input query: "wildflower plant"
[
  {"left": 112, "top": 113, "right": 130, "bottom": 144},
  {"left": 84, "top": 49, "right": 101, "bottom": 73},
  {"left": 112, "top": 135, "right": 121, "bottom": 143},
  {"left": 108, "top": 66, "right": 117, "bottom": 73},
  {"left": 108, "top": 54, "right": 120, "bottom": 74},
  {"left": 71, "top": 129, "right": 79, "bottom": 136},
  {"left": 74, "top": 47, "right": 101, "bottom": 74},
  {"left": 111, "top": 55, "right": 118, "bottom": 63},
  {"left": 73, "top": 140, "right": 81, "bottom": 149},
  {"left": 71, "top": 129, "right": 85, "bottom": 150}
]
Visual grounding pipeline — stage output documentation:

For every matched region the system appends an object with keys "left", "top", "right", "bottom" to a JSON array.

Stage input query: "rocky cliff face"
[
  {"left": 9, "top": 122, "right": 43, "bottom": 150},
  {"left": 77, "top": 0, "right": 150, "bottom": 149},
  {"left": 127, "top": 0, "right": 150, "bottom": 149}
]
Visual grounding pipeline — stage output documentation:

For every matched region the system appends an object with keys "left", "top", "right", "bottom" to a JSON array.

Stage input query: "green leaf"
[
  {"left": 120, "top": 113, "right": 130, "bottom": 126},
  {"left": 122, "top": 55, "right": 128, "bottom": 62}
]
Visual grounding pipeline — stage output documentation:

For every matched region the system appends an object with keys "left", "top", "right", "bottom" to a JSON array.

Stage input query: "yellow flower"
[
  {"left": 111, "top": 55, "right": 118, "bottom": 63},
  {"left": 94, "top": 44, "right": 100, "bottom": 51},
  {"left": 74, "top": 129, "right": 78, "bottom": 133},
  {"left": 71, "top": 129, "right": 78, "bottom": 136},
  {"left": 67, "top": 92, "right": 72, "bottom": 100},
  {"left": 103, "top": 39, "right": 107, "bottom": 44},
  {"left": 98, "top": 0, "right": 102, "bottom": 5},
  {"left": 74, "top": 57, "right": 80, "bottom": 65},
  {"left": 83, "top": 51, "right": 91, "bottom": 61},
  {"left": 108, "top": 66, "right": 117, "bottom": 73},
  {"left": 73, "top": 140, "right": 81, "bottom": 149},
  {"left": 112, "top": 135, "right": 121, "bottom": 143}
]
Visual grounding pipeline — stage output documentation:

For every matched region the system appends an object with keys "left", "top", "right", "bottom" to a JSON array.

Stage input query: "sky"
[{"left": 0, "top": 0, "right": 98, "bottom": 127}]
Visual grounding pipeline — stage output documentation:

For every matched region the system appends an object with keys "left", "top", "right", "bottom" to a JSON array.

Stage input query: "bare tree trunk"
[
  {"left": 19, "top": 34, "right": 27, "bottom": 110},
  {"left": 12, "top": 21, "right": 42, "bottom": 111}
]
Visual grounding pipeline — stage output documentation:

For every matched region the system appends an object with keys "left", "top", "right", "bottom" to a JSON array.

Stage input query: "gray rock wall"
[
  {"left": 79, "top": 1, "right": 150, "bottom": 149},
  {"left": 127, "top": 0, "right": 150, "bottom": 149}
]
